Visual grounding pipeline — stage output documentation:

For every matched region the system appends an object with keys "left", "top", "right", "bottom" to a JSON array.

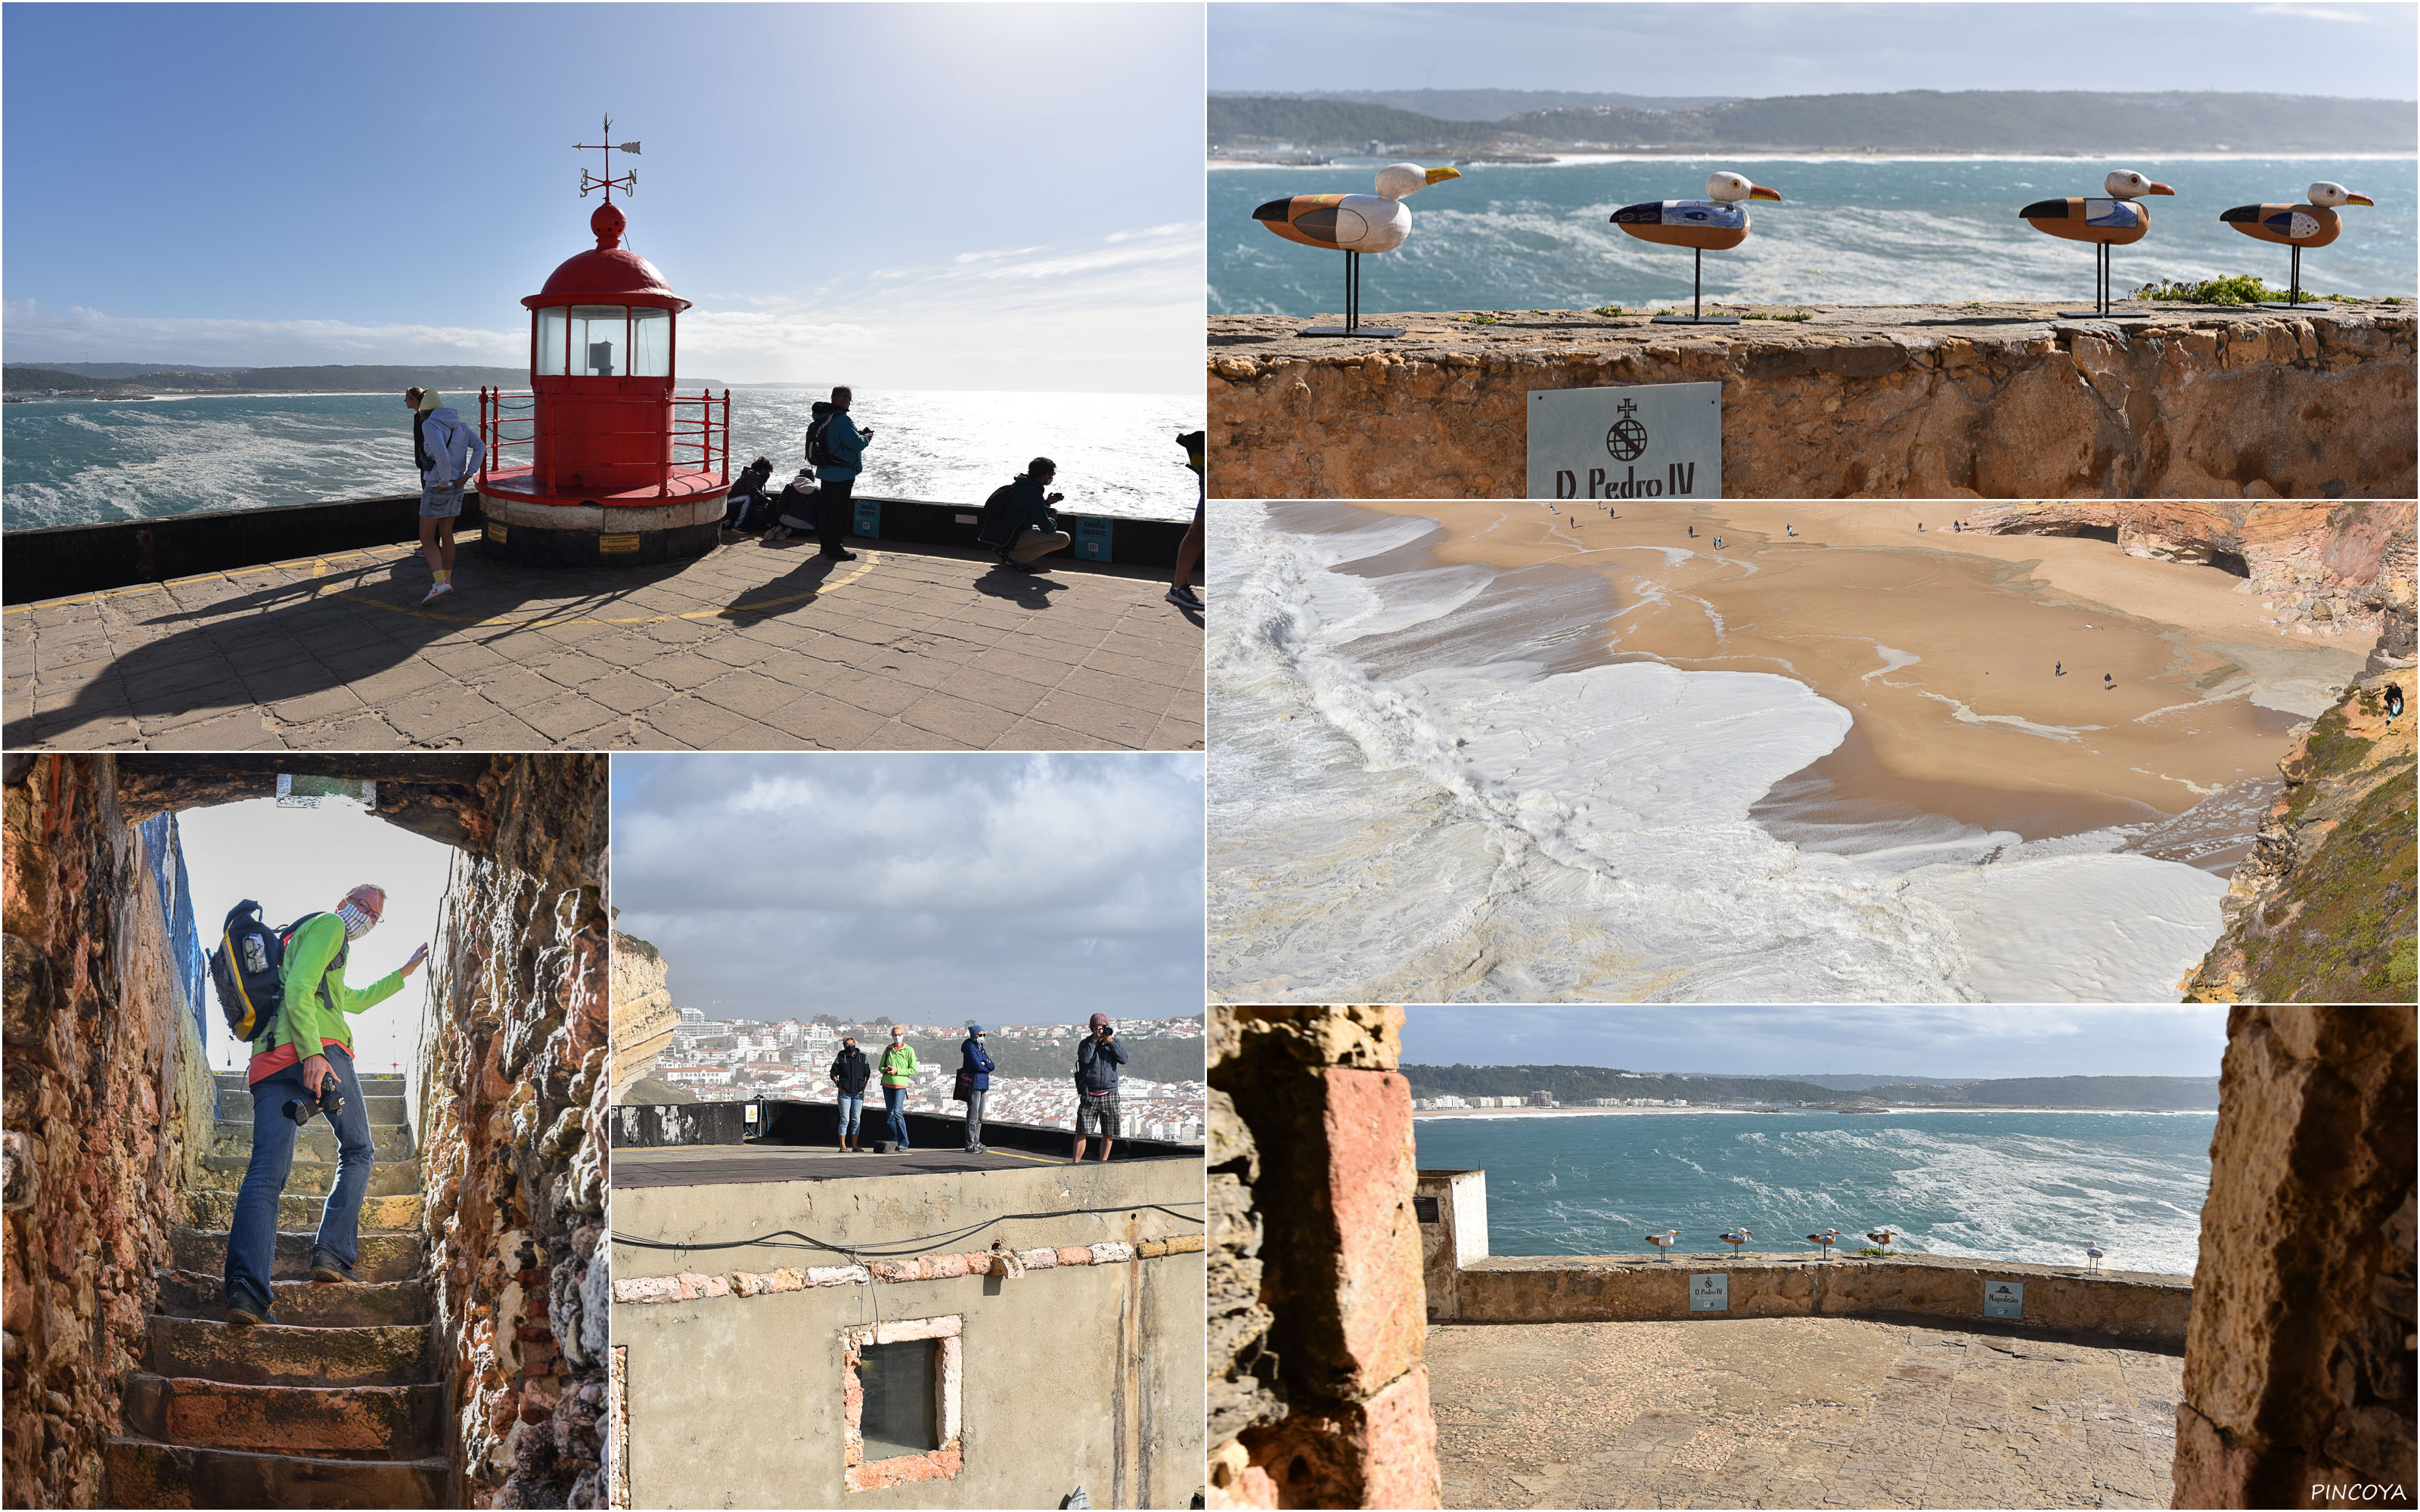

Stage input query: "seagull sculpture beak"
[
  {"left": 2145, "top": 182, "right": 2176, "bottom": 196},
  {"left": 1748, "top": 184, "right": 1782, "bottom": 201},
  {"left": 2346, "top": 193, "right": 2376, "bottom": 206},
  {"left": 1426, "top": 166, "right": 1462, "bottom": 185}
]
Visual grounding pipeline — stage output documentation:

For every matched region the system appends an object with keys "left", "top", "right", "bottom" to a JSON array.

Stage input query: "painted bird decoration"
[
  {"left": 2019, "top": 169, "right": 2174, "bottom": 317},
  {"left": 2085, "top": 1241, "right": 2105, "bottom": 1274},
  {"left": 1804, "top": 1228, "right": 1841, "bottom": 1258},
  {"left": 2220, "top": 181, "right": 2375, "bottom": 308},
  {"left": 1645, "top": 1228, "right": 1680, "bottom": 1263},
  {"left": 1611, "top": 171, "right": 1782, "bottom": 325},
  {"left": 1866, "top": 1228, "right": 1900, "bottom": 1253},
  {"left": 1719, "top": 1227, "right": 1754, "bottom": 1256},
  {"left": 1252, "top": 163, "right": 1461, "bottom": 337}
]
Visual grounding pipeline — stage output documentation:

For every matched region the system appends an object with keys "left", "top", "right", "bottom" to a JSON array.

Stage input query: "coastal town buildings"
[{"left": 644, "top": 1015, "right": 1208, "bottom": 1143}]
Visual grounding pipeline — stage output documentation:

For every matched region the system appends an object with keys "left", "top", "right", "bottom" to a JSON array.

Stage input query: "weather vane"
[{"left": 576, "top": 114, "right": 641, "bottom": 202}]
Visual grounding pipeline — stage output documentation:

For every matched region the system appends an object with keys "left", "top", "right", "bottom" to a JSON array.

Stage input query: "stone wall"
[
  {"left": 2174, "top": 1008, "right": 2417, "bottom": 1509},
  {"left": 1205, "top": 303, "right": 2415, "bottom": 500},
  {"left": 1208, "top": 1005, "right": 1441, "bottom": 1510},
  {"left": 1450, "top": 1253, "right": 2192, "bottom": 1346},
  {"left": 414, "top": 757, "right": 612, "bottom": 1508},
  {"left": 606, "top": 930, "right": 675, "bottom": 1101},
  {"left": 1, "top": 755, "right": 213, "bottom": 1510}
]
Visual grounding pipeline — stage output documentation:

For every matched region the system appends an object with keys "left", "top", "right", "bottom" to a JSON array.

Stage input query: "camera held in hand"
[{"left": 284, "top": 1076, "right": 344, "bottom": 1127}]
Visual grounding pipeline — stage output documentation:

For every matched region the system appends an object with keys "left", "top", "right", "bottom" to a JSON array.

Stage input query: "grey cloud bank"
[{"left": 613, "top": 754, "right": 1205, "bottom": 1021}]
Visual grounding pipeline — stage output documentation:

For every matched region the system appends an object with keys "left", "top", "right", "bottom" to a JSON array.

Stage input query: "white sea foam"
[{"left": 1208, "top": 502, "right": 2231, "bottom": 1003}]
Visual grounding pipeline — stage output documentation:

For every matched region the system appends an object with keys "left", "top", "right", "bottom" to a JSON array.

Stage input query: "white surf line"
[
  {"left": 1903, "top": 687, "right": 2103, "bottom": 742},
  {"left": 2126, "top": 767, "right": 2226, "bottom": 798},
  {"left": 1861, "top": 644, "right": 1924, "bottom": 683}
]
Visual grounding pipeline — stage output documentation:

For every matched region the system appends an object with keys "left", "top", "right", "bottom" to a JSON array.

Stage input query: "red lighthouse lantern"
[{"left": 477, "top": 120, "right": 729, "bottom": 565}]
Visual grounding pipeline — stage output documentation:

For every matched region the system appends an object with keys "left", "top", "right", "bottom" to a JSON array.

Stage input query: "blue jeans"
[
  {"left": 836, "top": 1093, "right": 864, "bottom": 1137},
  {"left": 225, "top": 1045, "right": 373, "bottom": 1309},
  {"left": 884, "top": 1086, "right": 911, "bottom": 1149}
]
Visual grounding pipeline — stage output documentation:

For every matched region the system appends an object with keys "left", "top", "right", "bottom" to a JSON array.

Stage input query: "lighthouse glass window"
[
  {"left": 568, "top": 306, "right": 628, "bottom": 376},
  {"left": 535, "top": 308, "right": 569, "bottom": 376},
  {"left": 628, "top": 308, "right": 670, "bottom": 377}
]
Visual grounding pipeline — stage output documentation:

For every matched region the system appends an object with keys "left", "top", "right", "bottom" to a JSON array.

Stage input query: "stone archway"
[{"left": 2, "top": 754, "right": 609, "bottom": 1509}]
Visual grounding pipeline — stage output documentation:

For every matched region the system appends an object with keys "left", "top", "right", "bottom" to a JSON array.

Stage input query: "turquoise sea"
[
  {"left": 1413, "top": 1107, "right": 2216, "bottom": 1276},
  {"left": 1, "top": 386, "right": 1200, "bottom": 531},
  {"left": 1212, "top": 154, "right": 2418, "bottom": 315}
]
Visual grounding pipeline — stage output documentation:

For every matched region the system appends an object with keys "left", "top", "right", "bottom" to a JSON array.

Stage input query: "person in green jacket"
[
  {"left": 879, "top": 1026, "right": 920, "bottom": 1151},
  {"left": 224, "top": 884, "right": 427, "bottom": 1325}
]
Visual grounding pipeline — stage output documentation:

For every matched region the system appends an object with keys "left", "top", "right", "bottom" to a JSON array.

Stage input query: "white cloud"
[{"left": 2, "top": 299, "right": 523, "bottom": 367}]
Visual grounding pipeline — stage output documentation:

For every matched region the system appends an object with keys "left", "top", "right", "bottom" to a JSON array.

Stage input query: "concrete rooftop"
[
  {"left": 3, "top": 536, "right": 1202, "bottom": 751},
  {"left": 1429, "top": 1315, "right": 2182, "bottom": 1509},
  {"left": 610, "top": 1142, "right": 1186, "bottom": 1188}
]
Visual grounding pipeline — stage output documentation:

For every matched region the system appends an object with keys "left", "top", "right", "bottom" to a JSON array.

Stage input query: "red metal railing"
[{"left": 478, "top": 386, "right": 731, "bottom": 497}]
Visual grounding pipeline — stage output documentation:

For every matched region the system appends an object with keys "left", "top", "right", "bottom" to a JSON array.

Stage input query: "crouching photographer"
[{"left": 217, "top": 884, "right": 427, "bottom": 1326}]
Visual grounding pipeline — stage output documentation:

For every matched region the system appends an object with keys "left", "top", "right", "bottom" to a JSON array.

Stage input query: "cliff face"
[
  {"left": 607, "top": 931, "right": 675, "bottom": 1101},
  {"left": 1972, "top": 500, "right": 2417, "bottom": 640},
  {"left": 2183, "top": 668, "right": 2416, "bottom": 1003}
]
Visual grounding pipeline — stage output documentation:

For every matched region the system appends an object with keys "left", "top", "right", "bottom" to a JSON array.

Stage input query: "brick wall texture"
[{"left": 1208, "top": 1005, "right": 1441, "bottom": 1510}]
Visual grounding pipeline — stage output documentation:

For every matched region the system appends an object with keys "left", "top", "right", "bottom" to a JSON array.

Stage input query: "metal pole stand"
[
  {"left": 2255, "top": 246, "right": 2318, "bottom": 311},
  {"left": 2062, "top": 243, "right": 2149, "bottom": 320},
  {"left": 1302, "top": 251, "right": 1406, "bottom": 339},
  {"left": 1652, "top": 247, "right": 1742, "bottom": 325}
]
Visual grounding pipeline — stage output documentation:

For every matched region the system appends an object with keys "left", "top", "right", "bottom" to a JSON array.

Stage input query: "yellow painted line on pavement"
[{"left": 5, "top": 545, "right": 883, "bottom": 629}]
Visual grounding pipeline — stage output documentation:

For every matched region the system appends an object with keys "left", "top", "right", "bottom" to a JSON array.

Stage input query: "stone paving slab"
[
  {"left": 2, "top": 536, "right": 1203, "bottom": 751},
  {"left": 1429, "top": 1315, "right": 2182, "bottom": 1509}
]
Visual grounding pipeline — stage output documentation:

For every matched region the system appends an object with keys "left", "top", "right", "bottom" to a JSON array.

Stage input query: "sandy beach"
[{"left": 1345, "top": 500, "right": 2371, "bottom": 856}]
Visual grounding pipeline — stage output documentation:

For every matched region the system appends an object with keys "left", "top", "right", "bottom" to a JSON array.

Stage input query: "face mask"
[{"left": 337, "top": 902, "right": 377, "bottom": 939}]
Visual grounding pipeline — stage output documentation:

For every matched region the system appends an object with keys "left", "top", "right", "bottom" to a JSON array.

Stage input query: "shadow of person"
[
  {"left": 973, "top": 565, "right": 1067, "bottom": 611},
  {"left": 3, "top": 550, "right": 700, "bottom": 747},
  {"left": 719, "top": 553, "right": 843, "bottom": 628}
]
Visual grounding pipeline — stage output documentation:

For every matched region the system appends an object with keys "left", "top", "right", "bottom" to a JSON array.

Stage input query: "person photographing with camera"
[
  {"left": 223, "top": 885, "right": 427, "bottom": 1326},
  {"left": 980, "top": 457, "right": 1075, "bottom": 572},
  {"left": 1071, "top": 1012, "right": 1128, "bottom": 1163}
]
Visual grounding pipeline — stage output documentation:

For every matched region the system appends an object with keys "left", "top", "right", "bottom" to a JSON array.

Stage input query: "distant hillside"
[
  {"left": 1211, "top": 88, "right": 2418, "bottom": 153},
  {"left": 12, "top": 361, "right": 252, "bottom": 379},
  {"left": 1402, "top": 1065, "right": 2220, "bottom": 1110},
  {"left": 1403, "top": 1064, "right": 1843, "bottom": 1105},
  {"left": 5, "top": 363, "right": 527, "bottom": 395},
  {"left": 1868, "top": 1076, "right": 2220, "bottom": 1110},
  {"left": 1264, "top": 88, "right": 1741, "bottom": 120},
  {"left": 1782, "top": 1074, "right": 1978, "bottom": 1091}
]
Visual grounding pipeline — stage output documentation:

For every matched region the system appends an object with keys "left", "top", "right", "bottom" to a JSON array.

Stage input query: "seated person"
[
  {"left": 981, "top": 457, "right": 1072, "bottom": 572},
  {"left": 722, "top": 457, "right": 777, "bottom": 533}
]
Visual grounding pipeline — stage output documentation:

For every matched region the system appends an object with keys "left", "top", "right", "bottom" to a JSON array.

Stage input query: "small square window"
[{"left": 858, "top": 1341, "right": 938, "bottom": 1461}]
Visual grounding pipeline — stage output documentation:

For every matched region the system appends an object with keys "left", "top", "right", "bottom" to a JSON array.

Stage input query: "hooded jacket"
[
  {"left": 830, "top": 1045, "right": 871, "bottom": 1096},
  {"left": 960, "top": 1036, "right": 994, "bottom": 1092},
  {"left": 994, "top": 472, "right": 1058, "bottom": 535},
  {"left": 811, "top": 405, "right": 867, "bottom": 482},
  {"left": 417, "top": 407, "right": 486, "bottom": 488}
]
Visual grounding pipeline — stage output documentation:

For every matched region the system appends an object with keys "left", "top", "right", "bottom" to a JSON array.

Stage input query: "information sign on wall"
[
  {"left": 1984, "top": 1280, "right": 2025, "bottom": 1318},
  {"left": 1689, "top": 1273, "right": 1730, "bottom": 1312},
  {"left": 1527, "top": 381, "right": 1723, "bottom": 501}
]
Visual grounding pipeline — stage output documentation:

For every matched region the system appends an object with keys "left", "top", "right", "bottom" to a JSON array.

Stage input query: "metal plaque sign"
[
  {"left": 1984, "top": 1280, "right": 2024, "bottom": 1319},
  {"left": 1689, "top": 1273, "right": 1730, "bottom": 1312},
  {"left": 1528, "top": 381, "right": 1723, "bottom": 501}
]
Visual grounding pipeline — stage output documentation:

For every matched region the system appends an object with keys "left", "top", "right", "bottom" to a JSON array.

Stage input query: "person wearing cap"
[
  {"left": 405, "top": 386, "right": 485, "bottom": 605},
  {"left": 958, "top": 1024, "right": 997, "bottom": 1154},
  {"left": 1168, "top": 430, "right": 1205, "bottom": 612},
  {"left": 829, "top": 1033, "right": 872, "bottom": 1152},
  {"left": 1072, "top": 1012, "right": 1128, "bottom": 1162},
  {"left": 877, "top": 1026, "right": 919, "bottom": 1151}
]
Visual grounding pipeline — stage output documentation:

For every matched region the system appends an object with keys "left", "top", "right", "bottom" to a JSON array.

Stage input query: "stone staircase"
[{"left": 106, "top": 1070, "right": 448, "bottom": 1507}]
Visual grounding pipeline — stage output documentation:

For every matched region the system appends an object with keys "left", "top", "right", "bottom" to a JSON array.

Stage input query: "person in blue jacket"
[
  {"left": 809, "top": 386, "right": 874, "bottom": 561},
  {"left": 959, "top": 1024, "right": 996, "bottom": 1154}
]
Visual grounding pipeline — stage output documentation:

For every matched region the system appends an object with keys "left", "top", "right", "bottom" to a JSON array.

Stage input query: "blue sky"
[
  {"left": 611, "top": 754, "right": 1205, "bottom": 1022},
  {"left": 1398, "top": 1007, "right": 2232, "bottom": 1080},
  {"left": 1213, "top": 3, "right": 2420, "bottom": 98},
  {"left": 4, "top": 4, "right": 1205, "bottom": 391}
]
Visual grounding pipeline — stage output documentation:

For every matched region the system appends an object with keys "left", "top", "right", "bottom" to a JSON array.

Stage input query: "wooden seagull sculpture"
[
  {"left": 2220, "top": 181, "right": 2375, "bottom": 308},
  {"left": 1612, "top": 170, "right": 1781, "bottom": 326},
  {"left": 1252, "top": 162, "right": 1460, "bottom": 338},
  {"left": 2020, "top": 169, "right": 2173, "bottom": 318}
]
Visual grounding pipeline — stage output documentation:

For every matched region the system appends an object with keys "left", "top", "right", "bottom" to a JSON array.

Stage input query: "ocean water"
[
  {"left": 1413, "top": 1108, "right": 2216, "bottom": 1278},
  {"left": 1205, "top": 502, "right": 2229, "bottom": 1004},
  {"left": 1211, "top": 154, "right": 2418, "bottom": 314},
  {"left": 1, "top": 386, "right": 1201, "bottom": 531}
]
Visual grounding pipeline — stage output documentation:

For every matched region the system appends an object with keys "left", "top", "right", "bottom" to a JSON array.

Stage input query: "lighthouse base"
[{"left": 474, "top": 491, "right": 726, "bottom": 569}]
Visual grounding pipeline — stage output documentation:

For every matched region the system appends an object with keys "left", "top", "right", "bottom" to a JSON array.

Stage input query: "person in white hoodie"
[{"left": 405, "top": 387, "right": 486, "bottom": 604}]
